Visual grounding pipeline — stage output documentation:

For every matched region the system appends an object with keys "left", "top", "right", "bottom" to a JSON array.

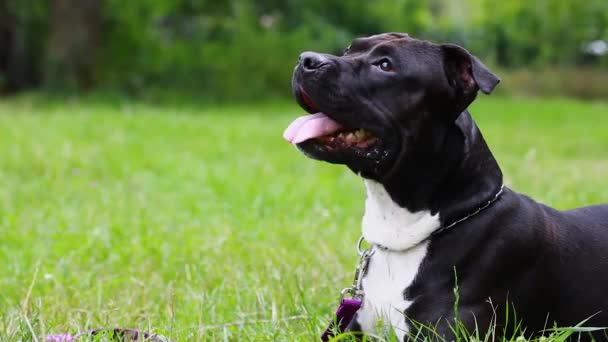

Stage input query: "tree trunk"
[
  {"left": 45, "top": 0, "right": 102, "bottom": 91},
  {"left": 0, "top": 6, "right": 11, "bottom": 93},
  {"left": 0, "top": 4, "right": 29, "bottom": 94}
]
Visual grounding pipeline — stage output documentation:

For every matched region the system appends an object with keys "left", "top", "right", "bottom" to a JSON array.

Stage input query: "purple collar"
[
  {"left": 321, "top": 244, "right": 373, "bottom": 341},
  {"left": 321, "top": 298, "right": 362, "bottom": 341}
]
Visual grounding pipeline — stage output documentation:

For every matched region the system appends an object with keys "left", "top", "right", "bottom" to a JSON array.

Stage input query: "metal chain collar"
[
  {"left": 431, "top": 183, "right": 505, "bottom": 237},
  {"left": 340, "top": 183, "right": 505, "bottom": 300}
]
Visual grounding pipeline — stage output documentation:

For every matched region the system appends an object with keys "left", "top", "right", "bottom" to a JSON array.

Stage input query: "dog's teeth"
[
  {"left": 354, "top": 129, "right": 371, "bottom": 141},
  {"left": 345, "top": 132, "right": 356, "bottom": 142}
]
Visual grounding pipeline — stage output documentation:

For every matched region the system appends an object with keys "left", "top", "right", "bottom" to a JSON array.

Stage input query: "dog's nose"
[{"left": 299, "top": 52, "right": 328, "bottom": 71}]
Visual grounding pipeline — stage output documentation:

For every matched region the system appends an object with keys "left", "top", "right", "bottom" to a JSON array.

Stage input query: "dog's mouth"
[
  {"left": 283, "top": 88, "right": 388, "bottom": 170},
  {"left": 284, "top": 112, "right": 380, "bottom": 149}
]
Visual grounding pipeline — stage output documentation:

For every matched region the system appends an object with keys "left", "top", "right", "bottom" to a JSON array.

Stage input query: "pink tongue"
[{"left": 283, "top": 113, "right": 343, "bottom": 144}]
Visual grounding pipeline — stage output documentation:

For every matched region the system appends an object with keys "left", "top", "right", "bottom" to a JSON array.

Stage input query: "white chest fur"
[
  {"left": 362, "top": 179, "right": 440, "bottom": 251},
  {"left": 357, "top": 243, "right": 429, "bottom": 340},
  {"left": 357, "top": 180, "right": 440, "bottom": 339}
]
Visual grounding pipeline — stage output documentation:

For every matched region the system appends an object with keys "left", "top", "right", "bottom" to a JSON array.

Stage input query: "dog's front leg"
[
  {"left": 344, "top": 309, "right": 378, "bottom": 340},
  {"left": 345, "top": 306, "right": 409, "bottom": 341}
]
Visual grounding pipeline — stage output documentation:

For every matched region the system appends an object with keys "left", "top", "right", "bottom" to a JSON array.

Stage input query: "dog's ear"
[{"left": 441, "top": 44, "right": 500, "bottom": 95}]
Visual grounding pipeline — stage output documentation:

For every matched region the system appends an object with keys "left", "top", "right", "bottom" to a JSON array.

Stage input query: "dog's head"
[{"left": 284, "top": 33, "right": 499, "bottom": 180}]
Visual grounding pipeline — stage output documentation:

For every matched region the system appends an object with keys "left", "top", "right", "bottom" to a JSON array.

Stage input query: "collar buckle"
[{"left": 341, "top": 237, "right": 373, "bottom": 300}]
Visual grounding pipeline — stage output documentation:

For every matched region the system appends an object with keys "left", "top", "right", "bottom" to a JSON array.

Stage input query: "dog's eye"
[{"left": 375, "top": 59, "right": 393, "bottom": 72}]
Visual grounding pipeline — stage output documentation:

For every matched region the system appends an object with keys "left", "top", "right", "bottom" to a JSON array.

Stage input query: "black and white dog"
[{"left": 283, "top": 33, "right": 608, "bottom": 341}]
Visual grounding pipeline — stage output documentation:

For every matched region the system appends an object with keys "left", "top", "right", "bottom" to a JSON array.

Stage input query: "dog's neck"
[
  {"left": 362, "top": 110, "right": 503, "bottom": 249},
  {"left": 362, "top": 178, "right": 441, "bottom": 250}
]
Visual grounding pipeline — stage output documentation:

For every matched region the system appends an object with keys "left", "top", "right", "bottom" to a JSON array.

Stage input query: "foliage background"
[{"left": 1, "top": 0, "right": 607, "bottom": 101}]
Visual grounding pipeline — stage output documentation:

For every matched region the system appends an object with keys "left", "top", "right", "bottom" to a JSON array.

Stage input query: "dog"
[{"left": 283, "top": 33, "right": 608, "bottom": 341}]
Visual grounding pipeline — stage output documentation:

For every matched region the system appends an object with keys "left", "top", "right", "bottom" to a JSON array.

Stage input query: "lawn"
[{"left": 0, "top": 95, "right": 607, "bottom": 341}]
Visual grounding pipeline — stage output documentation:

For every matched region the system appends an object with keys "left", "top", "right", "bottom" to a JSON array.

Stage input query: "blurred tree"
[
  {"left": 45, "top": 0, "right": 102, "bottom": 91},
  {"left": 0, "top": 0, "right": 47, "bottom": 93},
  {"left": 0, "top": 0, "right": 606, "bottom": 99}
]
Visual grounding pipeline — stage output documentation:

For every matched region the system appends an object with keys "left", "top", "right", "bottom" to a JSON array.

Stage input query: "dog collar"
[
  {"left": 321, "top": 240, "right": 372, "bottom": 341},
  {"left": 431, "top": 183, "right": 505, "bottom": 237},
  {"left": 370, "top": 183, "right": 505, "bottom": 252}
]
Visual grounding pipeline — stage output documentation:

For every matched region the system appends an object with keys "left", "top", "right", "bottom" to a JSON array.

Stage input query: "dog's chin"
[{"left": 295, "top": 139, "right": 394, "bottom": 177}]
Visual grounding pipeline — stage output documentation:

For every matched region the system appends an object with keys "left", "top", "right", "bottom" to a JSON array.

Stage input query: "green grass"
[{"left": 0, "top": 95, "right": 607, "bottom": 341}]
